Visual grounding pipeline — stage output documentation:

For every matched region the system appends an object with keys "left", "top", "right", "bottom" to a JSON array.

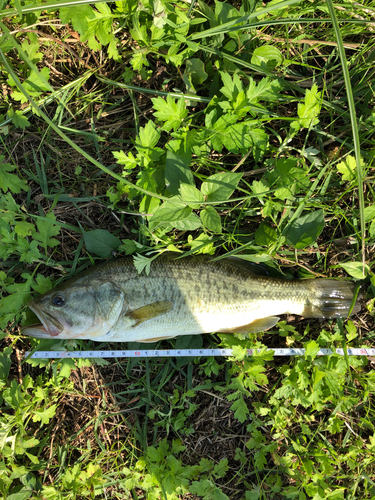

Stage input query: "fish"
[{"left": 22, "top": 254, "right": 361, "bottom": 343}]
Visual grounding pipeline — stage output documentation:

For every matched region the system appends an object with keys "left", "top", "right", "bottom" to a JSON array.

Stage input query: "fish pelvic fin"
[
  {"left": 218, "top": 316, "right": 280, "bottom": 334},
  {"left": 126, "top": 300, "right": 173, "bottom": 326},
  {"left": 303, "top": 280, "right": 361, "bottom": 318}
]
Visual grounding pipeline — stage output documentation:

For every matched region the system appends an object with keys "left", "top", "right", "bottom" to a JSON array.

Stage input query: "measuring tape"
[{"left": 25, "top": 347, "right": 375, "bottom": 359}]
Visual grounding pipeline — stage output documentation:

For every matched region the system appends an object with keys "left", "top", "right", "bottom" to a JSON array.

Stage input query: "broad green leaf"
[
  {"left": 179, "top": 183, "right": 204, "bottom": 209},
  {"left": 83, "top": 229, "right": 121, "bottom": 258},
  {"left": 152, "top": 95, "right": 188, "bottom": 132},
  {"left": 200, "top": 206, "right": 222, "bottom": 233},
  {"left": 173, "top": 213, "right": 202, "bottom": 231},
  {"left": 251, "top": 45, "right": 283, "bottom": 70},
  {"left": 364, "top": 205, "right": 375, "bottom": 222},
  {"left": 185, "top": 58, "right": 208, "bottom": 85},
  {"left": 34, "top": 212, "right": 60, "bottom": 249},
  {"left": 0, "top": 346, "right": 12, "bottom": 379},
  {"left": 201, "top": 172, "right": 242, "bottom": 202},
  {"left": 340, "top": 261, "right": 369, "bottom": 279},
  {"left": 370, "top": 220, "right": 375, "bottom": 238},
  {"left": 337, "top": 155, "right": 363, "bottom": 182},
  {"left": 251, "top": 178, "right": 269, "bottom": 196},
  {"left": 150, "top": 201, "right": 192, "bottom": 228},
  {"left": 254, "top": 222, "right": 278, "bottom": 246},
  {"left": 187, "top": 233, "right": 215, "bottom": 254},
  {"left": 165, "top": 149, "right": 194, "bottom": 195},
  {"left": 283, "top": 210, "right": 325, "bottom": 249},
  {"left": 0, "top": 156, "right": 28, "bottom": 193},
  {"left": 234, "top": 253, "right": 273, "bottom": 263}
]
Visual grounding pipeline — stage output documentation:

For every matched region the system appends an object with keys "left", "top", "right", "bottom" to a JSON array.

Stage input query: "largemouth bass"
[{"left": 23, "top": 255, "right": 361, "bottom": 342}]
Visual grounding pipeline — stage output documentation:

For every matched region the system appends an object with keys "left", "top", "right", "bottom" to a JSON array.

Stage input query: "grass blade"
[{"left": 325, "top": 0, "right": 366, "bottom": 273}]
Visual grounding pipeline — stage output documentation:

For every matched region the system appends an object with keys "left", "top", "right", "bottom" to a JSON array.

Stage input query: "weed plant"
[{"left": 0, "top": 0, "right": 375, "bottom": 498}]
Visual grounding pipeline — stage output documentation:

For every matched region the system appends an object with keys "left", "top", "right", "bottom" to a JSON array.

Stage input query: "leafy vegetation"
[{"left": 1, "top": 0, "right": 375, "bottom": 498}]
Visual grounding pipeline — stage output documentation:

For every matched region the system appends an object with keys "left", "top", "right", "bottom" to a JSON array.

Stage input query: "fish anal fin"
[
  {"left": 126, "top": 301, "right": 173, "bottom": 326},
  {"left": 218, "top": 316, "right": 280, "bottom": 334},
  {"left": 138, "top": 335, "right": 176, "bottom": 343}
]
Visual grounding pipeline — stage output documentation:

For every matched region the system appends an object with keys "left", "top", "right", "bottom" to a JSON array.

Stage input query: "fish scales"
[{"left": 22, "top": 255, "right": 361, "bottom": 342}]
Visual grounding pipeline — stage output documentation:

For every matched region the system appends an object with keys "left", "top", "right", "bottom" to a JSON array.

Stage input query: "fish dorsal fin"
[
  {"left": 126, "top": 301, "right": 173, "bottom": 326},
  {"left": 218, "top": 316, "right": 280, "bottom": 334}
]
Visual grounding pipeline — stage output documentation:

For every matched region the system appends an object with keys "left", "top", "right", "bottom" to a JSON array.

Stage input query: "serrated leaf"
[
  {"left": 58, "top": 358, "right": 76, "bottom": 379},
  {"left": 32, "top": 404, "right": 57, "bottom": 425},
  {"left": 200, "top": 206, "right": 222, "bottom": 233},
  {"left": 152, "top": 95, "right": 188, "bottom": 132},
  {"left": 14, "top": 220, "right": 34, "bottom": 237},
  {"left": 131, "top": 50, "right": 149, "bottom": 70},
  {"left": 297, "top": 84, "right": 321, "bottom": 128},
  {"left": 59, "top": 4, "right": 95, "bottom": 35},
  {"left": 32, "top": 274, "right": 53, "bottom": 295},
  {"left": 113, "top": 150, "right": 137, "bottom": 169},
  {"left": 136, "top": 120, "right": 160, "bottom": 151},
  {"left": 0, "top": 156, "right": 28, "bottom": 193},
  {"left": 304, "top": 340, "right": 320, "bottom": 361},
  {"left": 209, "top": 117, "right": 268, "bottom": 160},
  {"left": 11, "top": 111, "right": 30, "bottom": 130},
  {"left": 24, "top": 67, "right": 51, "bottom": 93},
  {"left": 83, "top": 229, "right": 121, "bottom": 258},
  {"left": 34, "top": 212, "right": 60, "bottom": 250},
  {"left": 283, "top": 210, "right": 325, "bottom": 249},
  {"left": 201, "top": 172, "right": 242, "bottom": 202},
  {"left": 230, "top": 394, "right": 249, "bottom": 423}
]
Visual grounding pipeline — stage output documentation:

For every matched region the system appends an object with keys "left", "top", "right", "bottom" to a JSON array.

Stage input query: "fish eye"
[{"left": 51, "top": 295, "right": 65, "bottom": 307}]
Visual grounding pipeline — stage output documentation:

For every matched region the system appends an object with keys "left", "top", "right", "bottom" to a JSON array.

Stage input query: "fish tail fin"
[{"left": 302, "top": 280, "right": 361, "bottom": 318}]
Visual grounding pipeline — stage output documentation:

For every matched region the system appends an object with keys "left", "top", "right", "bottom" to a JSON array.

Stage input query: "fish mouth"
[{"left": 24, "top": 301, "right": 64, "bottom": 338}]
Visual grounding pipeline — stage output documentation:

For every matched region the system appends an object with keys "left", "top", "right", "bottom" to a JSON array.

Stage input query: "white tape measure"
[{"left": 25, "top": 347, "right": 375, "bottom": 359}]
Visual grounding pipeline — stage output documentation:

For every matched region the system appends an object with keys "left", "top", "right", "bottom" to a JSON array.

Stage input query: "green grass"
[{"left": 1, "top": 0, "right": 375, "bottom": 498}]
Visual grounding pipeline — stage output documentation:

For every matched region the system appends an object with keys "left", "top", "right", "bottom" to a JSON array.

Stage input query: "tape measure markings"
[{"left": 24, "top": 348, "right": 375, "bottom": 359}]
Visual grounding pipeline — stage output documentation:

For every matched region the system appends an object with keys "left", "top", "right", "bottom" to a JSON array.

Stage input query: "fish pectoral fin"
[
  {"left": 218, "top": 316, "right": 280, "bottom": 334},
  {"left": 126, "top": 301, "right": 173, "bottom": 326},
  {"left": 138, "top": 335, "right": 176, "bottom": 343}
]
